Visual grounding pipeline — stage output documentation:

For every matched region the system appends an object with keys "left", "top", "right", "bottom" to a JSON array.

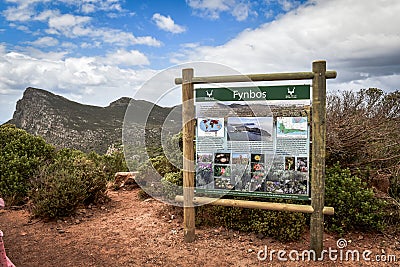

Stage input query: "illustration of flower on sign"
[
  {"left": 252, "top": 171, "right": 265, "bottom": 180},
  {"left": 254, "top": 155, "right": 261, "bottom": 161},
  {"left": 214, "top": 165, "right": 231, "bottom": 177},
  {"left": 253, "top": 164, "right": 262, "bottom": 171}
]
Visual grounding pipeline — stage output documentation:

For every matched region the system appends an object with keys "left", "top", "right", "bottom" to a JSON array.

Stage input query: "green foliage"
[
  {"left": 0, "top": 124, "right": 55, "bottom": 205},
  {"left": 0, "top": 125, "right": 128, "bottom": 218},
  {"left": 325, "top": 164, "right": 386, "bottom": 234},
  {"left": 196, "top": 204, "right": 306, "bottom": 242},
  {"left": 29, "top": 149, "right": 108, "bottom": 218},
  {"left": 161, "top": 171, "right": 183, "bottom": 199},
  {"left": 150, "top": 155, "right": 180, "bottom": 177},
  {"left": 87, "top": 147, "right": 129, "bottom": 181},
  {"left": 135, "top": 152, "right": 181, "bottom": 198}
]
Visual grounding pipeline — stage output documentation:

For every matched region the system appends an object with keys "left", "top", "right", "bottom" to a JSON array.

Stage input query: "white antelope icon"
[
  {"left": 287, "top": 87, "right": 295, "bottom": 96},
  {"left": 206, "top": 90, "right": 213, "bottom": 97}
]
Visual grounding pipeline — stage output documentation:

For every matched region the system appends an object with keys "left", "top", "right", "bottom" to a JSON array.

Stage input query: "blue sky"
[{"left": 1, "top": 0, "right": 400, "bottom": 123}]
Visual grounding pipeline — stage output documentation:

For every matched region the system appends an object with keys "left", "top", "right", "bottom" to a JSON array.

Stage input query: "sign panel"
[{"left": 195, "top": 85, "right": 311, "bottom": 200}]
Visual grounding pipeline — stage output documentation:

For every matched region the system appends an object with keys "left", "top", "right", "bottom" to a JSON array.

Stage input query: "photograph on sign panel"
[
  {"left": 276, "top": 117, "right": 308, "bottom": 138},
  {"left": 232, "top": 153, "right": 249, "bottom": 164},
  {"left": 251, "top": 153, "right": 265, "bottom": 163},
  {"left": 260, "top": 159, "right": 308, "bottom": 195},
  {"left": 196, "top": 153, "right": 213, "bottom": 188},
  {"left": 231, "top": 164, "right": 251, "bottom": 191},
  {"left": 197, "top": 153, "right": 213, "bottom": 163},
  {"left": 285, "top": 156, "right": 296, "bottom": 170},
  {"left": 214, "top": 165, "right": 231, "bottom": 177},
  {"left": 197, "top": 118, "right": 225, "bottom": 137},
  {"left": 214, "top": 153, "right": 231, "bottom": 164},
  {"left": 214, "top": 177, "right": 234, "bottom": 190},
  {"left": 227, "top": 117, "right": 273, "bottom": 142},
  {"left": 296, "top": 157, "right": 308, "bottom": 172}
]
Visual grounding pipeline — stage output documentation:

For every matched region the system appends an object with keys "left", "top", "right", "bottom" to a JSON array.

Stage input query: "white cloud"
[
  {"left": 35, "top": 9, "right": 60, "bottom": 22},
  {"left": 277, "top": 0, "right": 302, "bottom": 12},
  {"left": 83, "top": 0, "right": 123, "bottom": 13},
  {"left": 232, "top": 3, "right": 250, "bottom": 21},
  {"left": 3, "top": 1, "right": 161, "bottom": 48},
  {"left": 101, "top": 49, "right": 150, "bottom": 66},
  {"left": 2, "top": 0, "right": 52, "bottom": 22},
  {"left": 0, "top": 49, "right": 150, "bottom": 90},
  {"left": 32, "top": 12, "right": 162, "bottom": 47},
  {"left": 186, "top": 0, "right": 253, "bottom": 21},
  {"left": 187, "top": 0, "right": 233, "bottom": 19},
  {"left": 58, "top": 0, "right": 124, "bottom": 14},
  {"left": 3, "top": 0, "right": 124, "bottom": 19},
  {"left": 152, "top": 13, "right": 186, "bottom": 34},
  {"left": 175, "top": 0, "right": 400, "bottom": 92},
  {"left": 48, "top": 14, "right": 91, "bottom": 33},
  {"left": 16, "top": 25, "right": 30, "bottom": 32},
  {"left": 0, "top": 46, "right": 158, "bottom": 122},
  {"left": 2, "top": 5, "right": 34, "bottom": 22},
  {"left": 97, "top": 29, "right": 162, "bottom": 47},
  {"left": 21, "top": 47, "right": 67, "bottom": 61},
  {"left": 28, "top": 36, "right": 59, "bottom": 47}
]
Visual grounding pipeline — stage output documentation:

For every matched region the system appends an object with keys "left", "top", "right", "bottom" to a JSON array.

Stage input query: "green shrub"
[
  {"left": 87, "top": 149, "right": 129, "bottom": 181},
  {"left": 0, "top": 124, "right": 54, "bottom": 205},
  {"left": 134, "top": 152, "right": 182, "bottom": 199},
  {"left": 196, "top": 204, "right": 306, "bottom": 242},
  {"left": 29, "top": 149, "right": 108, "bottom": 218},
  {"left": 150, "top": 155, "right": 180, "bottom": 177},
  {"left": 325, "top": 164, "right": 386, "bottom": 234},
  {"left": 161, "top": 171, "right": 183, "bottom": 199},
  {"left": 249, "top": 208, "right": 306, "bottom": 241}
]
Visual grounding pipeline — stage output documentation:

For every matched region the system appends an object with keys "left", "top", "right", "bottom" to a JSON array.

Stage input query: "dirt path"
[{"left": 0, "top": 189, "right": 399, "bottom": 266}]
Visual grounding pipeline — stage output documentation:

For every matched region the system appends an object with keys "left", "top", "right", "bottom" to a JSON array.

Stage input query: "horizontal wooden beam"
[
  {"left": 175, "top": 71, "right": 337, "bottom": 85},
  {"left": 175, "top": 196, "right": 334, "bottom": 215}
]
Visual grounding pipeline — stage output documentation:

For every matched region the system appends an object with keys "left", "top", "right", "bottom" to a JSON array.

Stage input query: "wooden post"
[
  {"left": 310, "top": 60, "right": 327, "bottom": 256},
  {"left": 182, "top": 68, "right": 196, "bottom": 242}
]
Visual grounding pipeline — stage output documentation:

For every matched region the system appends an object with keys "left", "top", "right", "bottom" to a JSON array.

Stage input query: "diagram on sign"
[{"left": 277, "top": 117, "right": 307, "bottom": 137}]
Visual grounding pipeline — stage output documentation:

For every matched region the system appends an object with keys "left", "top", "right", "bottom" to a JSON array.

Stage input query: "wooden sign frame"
[{"left": 175, "top": 60, "right": 337, "bottom": 256}]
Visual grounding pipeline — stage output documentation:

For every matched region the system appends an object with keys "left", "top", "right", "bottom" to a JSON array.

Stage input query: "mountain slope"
[{"left": 7, "top": 87, "right": 180, "bottom": 153}]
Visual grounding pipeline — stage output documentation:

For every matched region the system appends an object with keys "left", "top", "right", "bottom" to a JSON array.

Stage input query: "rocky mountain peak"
[{"left": 7, "top": 87, "right": 178, "bottom": 154}]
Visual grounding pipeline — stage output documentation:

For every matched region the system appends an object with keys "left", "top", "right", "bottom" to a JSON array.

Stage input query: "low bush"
[
  {"left": 196, "top": 204, "right": 306, "bottom": 242},
  {"left": 150, "top": 155, "right": 180, "bottom": 177},
  {"left": 87, "top": 149, "right": 129, "bottom": 181},
  {"left": 29, "top": 149, "right": 108, "bottom": 218},
  {"left": 0, "top": 124, "right": 54, "bottom": 205},
  {"left": 161, "top": 171, "right": 183, "bottom": 199},
  {"left": 325, "top": 164, "right": 387, "bottom": 234}
]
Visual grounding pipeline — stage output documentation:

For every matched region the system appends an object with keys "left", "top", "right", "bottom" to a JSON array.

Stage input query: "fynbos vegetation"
[{"left": 0, "top": 124, "right": 128, "bottom": 218}]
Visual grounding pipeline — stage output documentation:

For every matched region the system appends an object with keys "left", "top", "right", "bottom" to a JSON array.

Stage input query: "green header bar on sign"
[{"left": 196, "top": 85, "right": 310, "bottom": 102}]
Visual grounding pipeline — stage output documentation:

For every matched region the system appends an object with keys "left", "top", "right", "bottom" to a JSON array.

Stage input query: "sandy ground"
[{"left": 0, "top": 189, "right": 399, "bottom": 267}]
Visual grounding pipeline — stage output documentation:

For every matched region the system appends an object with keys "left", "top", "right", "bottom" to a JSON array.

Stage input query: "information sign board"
[{"left": 195, "top": 85, "right": 311, "bottom": 200}]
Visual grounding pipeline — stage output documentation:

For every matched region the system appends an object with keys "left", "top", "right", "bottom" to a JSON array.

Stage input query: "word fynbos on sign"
[{"left": 233, "top": 90, "right": 267, "bottom": 100}]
